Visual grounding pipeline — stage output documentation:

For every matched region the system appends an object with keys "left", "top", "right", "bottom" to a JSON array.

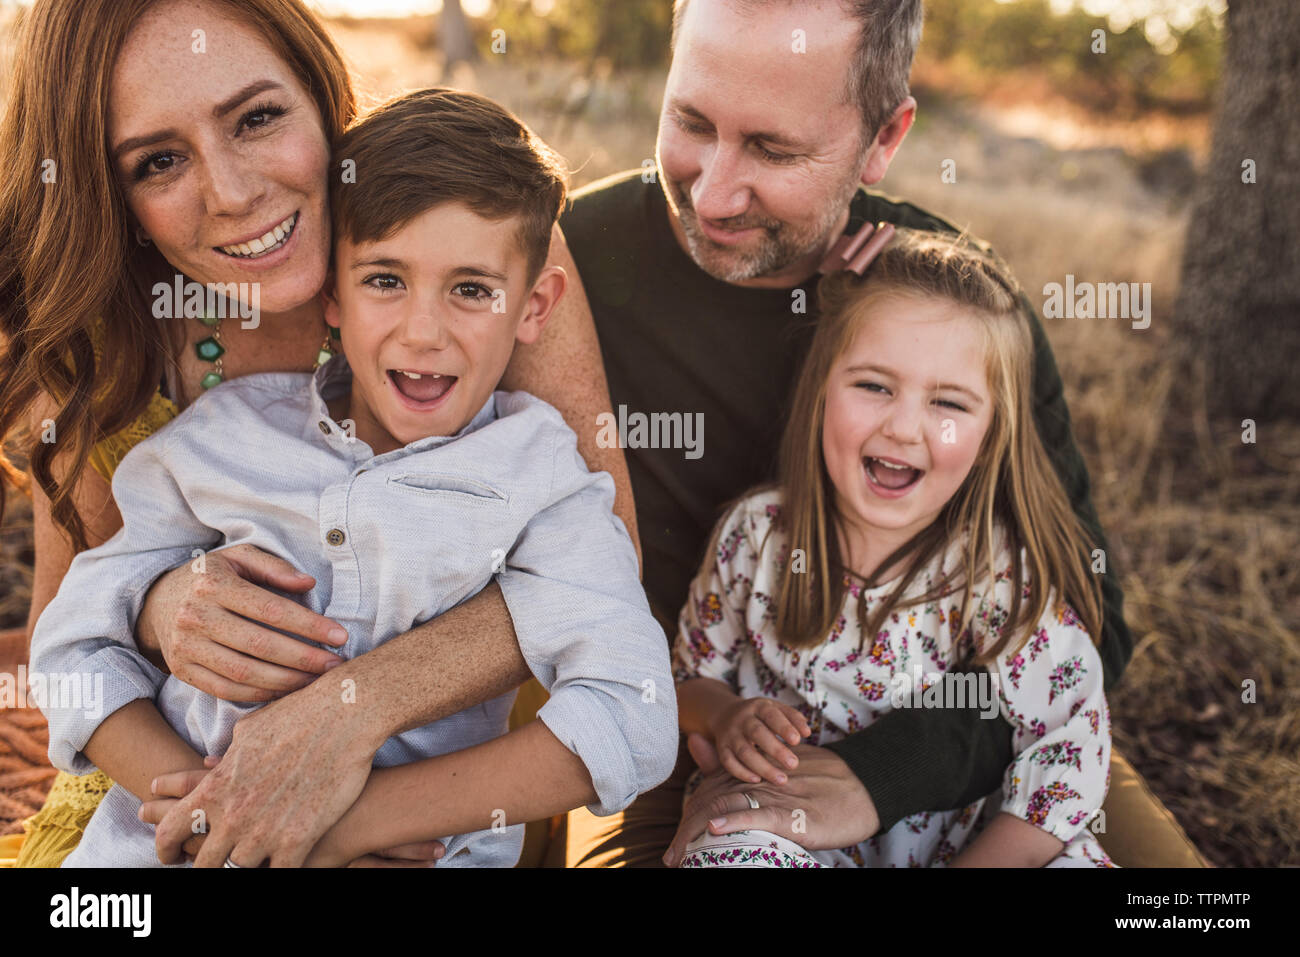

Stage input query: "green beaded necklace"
[{"left": 195, "top": 312, "right": 341, "bottom": 391}]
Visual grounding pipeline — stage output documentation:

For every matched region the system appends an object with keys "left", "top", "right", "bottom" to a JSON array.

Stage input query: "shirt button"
[
  {"left": 318, "top": 421, "right": 331, "bottom": 434},
  {"left": 325, "top": 528, "right": 346, "bottom": 546}
]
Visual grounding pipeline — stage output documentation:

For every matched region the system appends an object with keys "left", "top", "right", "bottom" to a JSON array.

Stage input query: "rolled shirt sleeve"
[
  {"left": 496, "top": 425, "right": 678, "bottom": 816},
  {"left": 29, "top": 428, "right": 220, "bottom": 774}
]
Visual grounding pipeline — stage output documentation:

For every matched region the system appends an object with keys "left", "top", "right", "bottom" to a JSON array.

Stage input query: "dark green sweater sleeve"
[{"left": 824, "top": 234, "right": 1134, "bottom": 831}]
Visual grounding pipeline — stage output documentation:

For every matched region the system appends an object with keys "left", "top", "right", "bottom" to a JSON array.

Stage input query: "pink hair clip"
[{"left": 818, "top": 220, "right": 895, "bottom": 276}]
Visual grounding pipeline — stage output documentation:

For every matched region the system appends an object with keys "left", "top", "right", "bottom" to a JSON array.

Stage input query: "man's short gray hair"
[{"left": 671, "top": 0, "right": 924, "bottom": 147}]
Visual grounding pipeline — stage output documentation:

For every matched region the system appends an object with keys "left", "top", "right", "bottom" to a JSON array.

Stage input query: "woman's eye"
[
  {"left": 239, "top": 103, "right": 286, "bottom": 134},
  {"left": 454, "top": 282, "right": 492, "bottom": 300},
  {"left": 133, "top": 151, "right": 179, "bottom": 180},
  {"left": 364, "top": 274, "right": 403, "bottom": 293}
]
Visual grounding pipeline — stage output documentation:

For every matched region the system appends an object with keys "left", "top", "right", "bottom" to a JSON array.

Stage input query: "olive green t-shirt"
[{"left": 560, "top": 169, "right": 1132, "bottom": 829}]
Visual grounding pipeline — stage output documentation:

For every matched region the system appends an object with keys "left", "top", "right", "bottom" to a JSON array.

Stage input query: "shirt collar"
[{"left": 307, "top": 352, "right": 498, "bottom": 460}]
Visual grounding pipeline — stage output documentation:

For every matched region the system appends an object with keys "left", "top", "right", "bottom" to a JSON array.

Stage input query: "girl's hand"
[
  {"left": 136, "top": 543, "right": 349, "bottom": 701},
  {"left": 149, "top": 682, "right": 384, "bottom": 867},
  {"left": 709, "top": 696, "right": 812, "bottom": 785}
]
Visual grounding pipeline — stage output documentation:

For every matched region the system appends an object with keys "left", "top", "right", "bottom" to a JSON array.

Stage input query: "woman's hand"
[
  {"left": 136, "top": 543, "right": 349, "bottom": 701},
  {"left": 662, "top": 733, "right": 880, "bottom": 867},
  {"left": 149, "top": 680, "right": 388, "bottom": 867},
  {"left": 141, "top": 761, "right": 444, "bottom": 867},
  {"left": 709, "top": 696, "right": 811, "bottom": 785}
]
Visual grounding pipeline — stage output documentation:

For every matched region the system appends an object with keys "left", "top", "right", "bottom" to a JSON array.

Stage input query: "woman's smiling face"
[{"left": 109, "top": 0, "right": 331, "bottom": 315}]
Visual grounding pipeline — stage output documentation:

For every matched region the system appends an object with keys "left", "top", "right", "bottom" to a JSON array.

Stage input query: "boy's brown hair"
[{"left": 330, "top": 88, "right": 568, "bottom": 281}]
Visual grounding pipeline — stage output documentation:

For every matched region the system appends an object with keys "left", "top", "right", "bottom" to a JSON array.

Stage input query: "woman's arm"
[
  {"left": 500, "top": 223, "right": 641, "bottom": 568},
  {"left": 25, "top": 394, "right": 123, "bottom": 648}
]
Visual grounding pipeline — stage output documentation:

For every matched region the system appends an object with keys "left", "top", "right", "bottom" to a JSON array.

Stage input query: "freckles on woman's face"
[{"left": 108, "top": 0, "right": 332, "bottom": 314}]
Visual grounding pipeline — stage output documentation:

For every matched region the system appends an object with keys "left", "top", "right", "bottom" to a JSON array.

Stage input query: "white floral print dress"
[{"left": 672, "top": 488, "right": 1115, "bottom": 868}]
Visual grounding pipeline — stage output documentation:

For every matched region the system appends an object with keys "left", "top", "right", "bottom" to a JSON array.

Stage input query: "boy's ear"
[
  {"left": 320, "top": 269, "right": 342, "bottom": 331},
  {"left": 514, "top": 265, "right": 567, "bottom": 346}
]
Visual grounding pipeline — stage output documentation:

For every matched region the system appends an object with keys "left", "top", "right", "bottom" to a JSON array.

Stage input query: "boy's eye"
[
  {"left": 363, "top": 274, "right": 404, "bottom": 292},
  {"left": 454, "top": 282, "right": 492, "bottom": 300}
]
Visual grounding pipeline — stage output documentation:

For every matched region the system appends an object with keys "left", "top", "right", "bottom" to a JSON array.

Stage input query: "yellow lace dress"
[{"left": 6, "top": 389, "right": 179, "bottom": 868}]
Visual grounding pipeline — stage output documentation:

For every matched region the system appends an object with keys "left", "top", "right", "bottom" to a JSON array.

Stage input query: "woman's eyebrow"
[
  {"left": 213, "top": 79, "right": 285, "bottom": 118},
  {"left": 111, "top": 80, "right": 285, "bottom": 160}
]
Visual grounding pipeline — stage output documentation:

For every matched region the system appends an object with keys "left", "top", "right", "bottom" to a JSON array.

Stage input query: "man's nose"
[{"left": 691, "top": 141, "right": 752, "bottom": 222}]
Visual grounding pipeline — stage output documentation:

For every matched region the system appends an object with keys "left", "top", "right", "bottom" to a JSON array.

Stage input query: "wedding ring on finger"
[
  {"left": 743, "top": 792, "right": 760, "bottom": 810},
  {"left": 223, "top": 856, "right": 243, "bottom": 868}
]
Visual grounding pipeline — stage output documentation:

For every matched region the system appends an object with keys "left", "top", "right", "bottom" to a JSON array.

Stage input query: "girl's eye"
[
  {"left": 935, "top": 398, "right": 969, "bottom": 413},
  {"left": 363, "top": 274, "right": 404, "bottom": 293},
  {"left": 454, "top": 282, "right": 492, "bottom": 300},
  {"left": 133, "top": 151, "right": 180, "bottom": 181},
  {"left": 854, "top": 381, "right": 889, "bottom": 395}
]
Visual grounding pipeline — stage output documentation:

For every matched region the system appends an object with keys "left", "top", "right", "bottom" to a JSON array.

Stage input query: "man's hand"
[
  {"left": 136, "top": 543, "right": 348, "bottom": 701},
  {"left": 150, "top": 682, "right": 381, "bottom": 867},
  {"left": 141, "top": 760, "right": 444, "bottom": 867},
  {"left": 662, "top": 733, "right": 880, "bottom": 867}
]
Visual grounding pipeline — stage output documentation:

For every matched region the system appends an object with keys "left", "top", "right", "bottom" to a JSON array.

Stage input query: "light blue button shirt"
[{"left": 31, "top": 354, "right": 677, "bottom": 867}]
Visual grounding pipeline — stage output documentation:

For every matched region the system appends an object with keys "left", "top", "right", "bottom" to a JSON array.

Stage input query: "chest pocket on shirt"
[{"left": 386, "top": 472, "right": 509, "bottom": 506}]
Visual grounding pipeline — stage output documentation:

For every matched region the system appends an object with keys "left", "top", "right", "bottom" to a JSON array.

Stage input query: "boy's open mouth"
[
  {"left": 388, "top": 369, "right": 456, "bottom": 404},
  {"left": 864, "top": 456, "right": 923, "bottom": 492}
]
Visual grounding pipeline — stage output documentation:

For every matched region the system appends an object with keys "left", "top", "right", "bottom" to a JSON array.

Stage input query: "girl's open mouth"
[
  {"left": 864, "top": 456, "right": 923, "bottom": 496},
  {"left": 387, "top": 369, "right": 457, "bottom": 409}
]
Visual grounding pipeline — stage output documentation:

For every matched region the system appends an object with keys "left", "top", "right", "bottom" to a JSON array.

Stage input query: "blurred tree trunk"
[
  {"left": 1175, "top": 0, "right": 1300, "bottom": 420},
  {"left": 440, "top": 0, "right": 477, "bottom": 68}
]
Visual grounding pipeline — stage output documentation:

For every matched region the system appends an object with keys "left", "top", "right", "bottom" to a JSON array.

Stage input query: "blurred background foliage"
[{"left": 437, "top": 0, "right": 1222, "bottom": 117}]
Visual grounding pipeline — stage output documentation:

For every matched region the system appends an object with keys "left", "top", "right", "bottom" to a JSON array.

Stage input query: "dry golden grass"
[{"left": 1, "top": 14, "right": 1294, "bottom": 866}]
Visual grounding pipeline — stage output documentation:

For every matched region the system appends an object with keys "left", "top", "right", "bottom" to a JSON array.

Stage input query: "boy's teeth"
[{"left": 400, "top": 371, "right": 441, "bottom": 380}]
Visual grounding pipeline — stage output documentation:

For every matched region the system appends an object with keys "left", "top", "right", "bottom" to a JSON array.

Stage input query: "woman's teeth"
[{"left": 217, "top": 212, "right": 297, "bottom": 258}]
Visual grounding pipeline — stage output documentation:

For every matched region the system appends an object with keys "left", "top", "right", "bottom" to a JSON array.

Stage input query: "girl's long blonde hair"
[
  {"left": 772, "top": 228, "right": 1102, "bottom": 663},
  {"left": 0, "top": 0, "right": 355, "bottom": 552}
]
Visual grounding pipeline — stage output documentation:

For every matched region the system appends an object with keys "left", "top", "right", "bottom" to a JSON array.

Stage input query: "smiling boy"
[{"left": 31, "top": 88, "right": 677, "bottom": 867}]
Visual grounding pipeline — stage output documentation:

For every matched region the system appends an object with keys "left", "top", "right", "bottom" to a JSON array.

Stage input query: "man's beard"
[{"left": 664, "top": 174, "right": 861, "bottom": 283}]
